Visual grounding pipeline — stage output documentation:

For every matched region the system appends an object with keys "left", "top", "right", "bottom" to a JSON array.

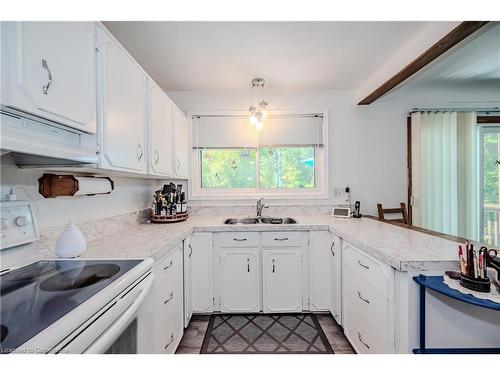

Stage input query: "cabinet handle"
[
  {"left": 188, "top": 244, "right": 193, "bottom": 258},
  {"left": 330, "top": 242, "right": 335, "bottom": 256},
  {"left": 274, "top": 237, "right": 288, "bottom": 241},
  {"left": 137, "top": 143, "right": 144, "bottom": 161},
  {"left": 41, "top": 59, "right": 52, "bottom": 95},
  {"left": 154, "top": 149, "right": 160, "bottom": 164},
  {"left": 357, "top": 291, "right": 370, "bottom": 304},
  {"left": 163, "top": 260, "right": 173, "bottom": 270},
  {"left": 358, "top": 332, "right": 370, "bottom": 349},
  {"left": 164, "top": 333, "right": 174, "bottom": 349},
  {"left": 357, "top": 259, "right": 370, "bottom": 270},
  {"left": 163, "top": 292, "right": 174, "bottom": 304},
  {"left": 233, "top": 238, "right": 247, "bottom": 242},
  {"left": 176, "top": 157, "right": 180, "bottom": 171},
  {"left": 247, "top": 258, "right": 250, "bottom": 272},
  {"left": 272, "top": 259, "right": 276, "bottom": 273}
]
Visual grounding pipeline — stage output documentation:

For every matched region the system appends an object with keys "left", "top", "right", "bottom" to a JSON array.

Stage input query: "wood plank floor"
[{"left": 176, "top": 314, "right": 355, "bottom": 354}]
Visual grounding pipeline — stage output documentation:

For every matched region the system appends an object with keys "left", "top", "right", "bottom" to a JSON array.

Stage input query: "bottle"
[{"left": 181, "top": 192, "right": 187, "bottom": 213}]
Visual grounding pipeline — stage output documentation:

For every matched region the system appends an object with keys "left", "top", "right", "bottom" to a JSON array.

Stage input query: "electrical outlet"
[{"left": 334, "top": 188, "right": 344, "bottom": 198}]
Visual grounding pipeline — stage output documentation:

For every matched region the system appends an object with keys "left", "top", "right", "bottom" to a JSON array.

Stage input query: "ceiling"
[
  {"left": 103, "top": 21, "right": 429, "bottom": 91},
  {"left": 381, "top": 22, "right": 500, "bottom": 103}
]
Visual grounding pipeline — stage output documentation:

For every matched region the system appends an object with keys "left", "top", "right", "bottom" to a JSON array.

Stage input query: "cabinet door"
[
  {"left": 173, "top": 106, "right": 189, "bottom": 178},
  {"left": 329, "top": 234, "right": 342, "bottom": 324},
  {"left": 148, "top": 81, "right": 174, "bottom": 176},
  {"left": 1, "top": 22, "right": 96, "bottom": 133},
  {"left": 309, "top": 231, "right": 331, "bottom": 311},
  {"left": 263, "top": 248, "right": 302, "bottom": 313},
  {"left": 96, "top": 26, "right": 147, "bottom": 173},
  {"left": 183, "top": 237, "right": 193, "bottom": 328},
  {"left": 191, "top": 233, "right": 214, "bottom": 313},
  {"left": 220, "top": 248, "right": 260, "bottom": 312}
]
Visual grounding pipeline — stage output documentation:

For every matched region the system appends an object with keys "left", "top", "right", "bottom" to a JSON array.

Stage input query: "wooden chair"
[{"left": 377, "top": 202, "right": 409, "bottom": 224}]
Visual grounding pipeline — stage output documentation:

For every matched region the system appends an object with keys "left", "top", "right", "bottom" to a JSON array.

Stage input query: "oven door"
[{"left": 56, "top": 272, "right": 153, "bottom": 354}]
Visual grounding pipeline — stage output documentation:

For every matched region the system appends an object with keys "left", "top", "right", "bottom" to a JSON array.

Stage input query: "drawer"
[
  {"left": 156, "top": 246, "right": 183, "bottom": 287},
  {"left": 342, "top": 242, "right": 391, "bottom": 297},
  {"left": 343, "top": 292, "right": 392, "bottom": 353},
  {"left": 262, "top": 231, "right": 303, "bottom": 247},
  {"left": 216, "top": 232, "right": 259, "bottom": 247},
  {"left": 343, "top": 263, "right": 393, "bottom": 353}
]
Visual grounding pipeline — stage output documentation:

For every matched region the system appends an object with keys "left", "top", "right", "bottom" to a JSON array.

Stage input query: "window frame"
[{"left": 189, "top": 110, "right": 329, "bottom": 201}]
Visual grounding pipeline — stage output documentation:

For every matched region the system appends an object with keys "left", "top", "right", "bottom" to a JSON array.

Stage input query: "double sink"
[{"left": 224, "top": 217, "right": 297, "bottom": 225}]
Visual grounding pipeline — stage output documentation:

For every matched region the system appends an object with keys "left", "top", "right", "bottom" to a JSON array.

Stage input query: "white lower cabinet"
[
  {"left": 153, "top": 246, "right": 184, "bottom": 354},
  {"left": 309, "top": 231, "right": 332, "bottom": 311},
  {"left": 183, "top": 237, "right": 193, "bottom": 328},
  {"left": 191, "top": 233, "right": 214, "bottom": 313},
  {"left": 219, "top": 248, "right": 261, "bottom": 312},
  {"left": 342, "top": 241, "right": 394, "bottom": 353},
  {"left": 262, "top": 248, "right": 302, "bottom": 313},
  {"left": 328, "top": 234, "right": 342, "bottom": 324}
]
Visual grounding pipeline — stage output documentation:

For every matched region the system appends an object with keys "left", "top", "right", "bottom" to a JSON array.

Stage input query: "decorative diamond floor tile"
[{"left": 200, "top": 314, "right": 334, "bottom": 354}]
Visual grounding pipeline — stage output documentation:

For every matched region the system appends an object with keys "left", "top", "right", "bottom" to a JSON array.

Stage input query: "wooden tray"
[{"left": 151, "top": 212, "right": 189, "bottom": 223}]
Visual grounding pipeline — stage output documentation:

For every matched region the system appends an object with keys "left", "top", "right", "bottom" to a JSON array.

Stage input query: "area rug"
[{"left": 200, "top": 313, "right": 334, "bottom": 354}]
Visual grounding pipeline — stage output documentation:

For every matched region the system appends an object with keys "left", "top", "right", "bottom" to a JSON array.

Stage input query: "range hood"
[{"left": 0, "top": 109, "right": 98, "bottom": 168}]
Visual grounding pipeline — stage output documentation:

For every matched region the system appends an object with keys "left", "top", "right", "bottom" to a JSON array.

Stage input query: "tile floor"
[{"left": 176, "top": 314, "right": 355, "bottom": 354}]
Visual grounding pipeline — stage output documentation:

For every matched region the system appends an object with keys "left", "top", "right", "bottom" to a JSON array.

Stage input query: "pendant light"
[{"left": 249, "top": 78, "right": 268, "bottom": 131}]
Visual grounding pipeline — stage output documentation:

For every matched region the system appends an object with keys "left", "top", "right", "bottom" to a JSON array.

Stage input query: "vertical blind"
[
  {"left": 192, "top": 114, "right": 324, "bottom": 149},
  {"left": 411, "top": 111, "right": 479, "bottom": 240}
]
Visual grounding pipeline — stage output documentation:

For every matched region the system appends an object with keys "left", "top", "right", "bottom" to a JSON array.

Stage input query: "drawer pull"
[
  {"left": 357, "top": 260, "right": 370, "bottom": 270},
  {"left": 164, "top": 333, "right": 174, "bottom": 349},
  {"left": 330, "top": 242, "right": 335, "bottom": 256},
  {"left": 274, "top": 237, "right": 288, "bottom": 241},
  {"left": 163, "top": 260, "right": 173, "bottom": 270},
  {"left": 247, "top": 258, "right": 250, "bottom": 272},
  {"left": 272, "top": 259, "right": 276, "bottom": 273},
  {"left": 358, "top": 332, "right": 370, "bottom": 349},
  {"left": 188, "top": 243, "right": 193, "bottom": 258},
  {"left": 163, "top": 292, "right": 174, "bottom": 304},
  {"left": 233, "top": 238, "right": 248, "bottom": 242},
  {"left": 357, "top": 291, "right": 370, "bottom": 304}
]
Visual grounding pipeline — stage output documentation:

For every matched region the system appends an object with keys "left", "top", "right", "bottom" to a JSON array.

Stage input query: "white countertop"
[{"left": 38, "top": 214, "right": 461, "bottom": 272}]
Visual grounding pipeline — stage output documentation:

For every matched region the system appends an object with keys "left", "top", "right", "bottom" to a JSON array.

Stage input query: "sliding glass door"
[{"left": 480, "top": 126, "right": 500, "bottom": 246}]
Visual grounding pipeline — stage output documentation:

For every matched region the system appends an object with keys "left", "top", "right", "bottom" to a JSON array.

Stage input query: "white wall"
[
  {"left": 167, "top": 89, "right": 410, "bottom": 216},
  {"left": 0, "top": 164, "right": 181, "bottom": 230}
]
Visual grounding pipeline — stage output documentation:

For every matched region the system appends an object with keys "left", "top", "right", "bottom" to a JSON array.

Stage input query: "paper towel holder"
[{"left": 38, "top": 173, "right": 114, "bottom": 198}]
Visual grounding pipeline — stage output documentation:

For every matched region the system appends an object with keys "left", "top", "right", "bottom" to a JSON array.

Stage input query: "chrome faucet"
[{"left": 256, "top": 198, "right": 268, "bottom": 218}]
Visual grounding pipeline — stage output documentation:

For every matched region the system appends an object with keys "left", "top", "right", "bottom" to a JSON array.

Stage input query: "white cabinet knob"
[
  {"left": 15, "top": 216, "right": 28, "bottom": 227},
  {"left": 1, "top": 218, "right": 9, "bottom": 230}
]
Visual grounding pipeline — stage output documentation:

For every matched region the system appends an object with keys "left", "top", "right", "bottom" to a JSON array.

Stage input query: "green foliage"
[
  {"left": 200, "top": 147, "right": 315, "bottom": 189},
  {"left": 482, "top": 132, "right": 500, "bottom": 245}
]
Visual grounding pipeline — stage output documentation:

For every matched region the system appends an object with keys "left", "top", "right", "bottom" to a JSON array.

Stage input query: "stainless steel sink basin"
[
  {"left": 224, "top": 217, "right": 297, "bottom": 225},
  {"left": 224, "top": 217, "right": 260, "bottom": 225},
  {"left": 39, "top": 263, "right": 121, "bottom": 292},
  {"left": 260, "top": 217, "right": 297, "bottom": 224}
]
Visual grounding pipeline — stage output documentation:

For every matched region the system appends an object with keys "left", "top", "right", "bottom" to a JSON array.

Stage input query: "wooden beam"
[
  {"left": 477, "top": 116, "right": 500, "bottom": 124},
  {"left": 358, "top": 21, "right": 489, "bottom": 105}
]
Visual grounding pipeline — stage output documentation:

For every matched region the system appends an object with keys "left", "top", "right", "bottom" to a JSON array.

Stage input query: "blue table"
[{"left": 412, "top": 274, "right": 500, "bottom": 354}]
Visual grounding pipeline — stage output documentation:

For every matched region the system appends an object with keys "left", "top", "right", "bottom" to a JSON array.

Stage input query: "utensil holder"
[{"left": 459, "top": 274, "right": 491, "bottom": 293}]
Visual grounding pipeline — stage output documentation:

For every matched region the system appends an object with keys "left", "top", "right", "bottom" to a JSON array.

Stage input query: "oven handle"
[{"left": 84, "top": 274, "right": 154, "bottom": 354}]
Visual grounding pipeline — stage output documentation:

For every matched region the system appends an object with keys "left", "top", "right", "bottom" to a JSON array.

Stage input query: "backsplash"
[{"left": 188, "top": 204, "right": 333, "bottom": 217}]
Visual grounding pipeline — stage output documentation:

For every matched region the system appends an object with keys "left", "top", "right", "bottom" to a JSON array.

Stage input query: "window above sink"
[{"left": 190, "top": 111, "right": 329, "bottom": 200}]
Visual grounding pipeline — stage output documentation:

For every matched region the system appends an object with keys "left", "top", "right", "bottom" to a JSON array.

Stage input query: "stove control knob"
[
  {"left": 15, "top": 216, "right": 28, "bottom": 227},
  {"left": 1, "top": 218, "right": 9, "bottom": 230}
]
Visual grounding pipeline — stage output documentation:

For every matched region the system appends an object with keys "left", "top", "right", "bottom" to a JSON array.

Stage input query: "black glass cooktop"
[{"left": 0, "top": 259, "right": 141, "bottom": 353}]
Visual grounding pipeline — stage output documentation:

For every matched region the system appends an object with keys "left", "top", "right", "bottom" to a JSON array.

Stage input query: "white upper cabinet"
[
  {"left": 173, "top": 106, "right": 189, "bottom": 178},
  {"left": 96, "top": 26, "right": 147, "bottom": 174},
  {"left": 148, "top": 81, "right": 174, "bottom": 176},
  {"left": 1, "top": 22, "right": 96, "bottom": 133}
]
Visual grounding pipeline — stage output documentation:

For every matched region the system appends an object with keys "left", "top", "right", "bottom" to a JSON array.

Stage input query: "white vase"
[{"left": 55, "top": 220, "right": 87, "bottom": 258}]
